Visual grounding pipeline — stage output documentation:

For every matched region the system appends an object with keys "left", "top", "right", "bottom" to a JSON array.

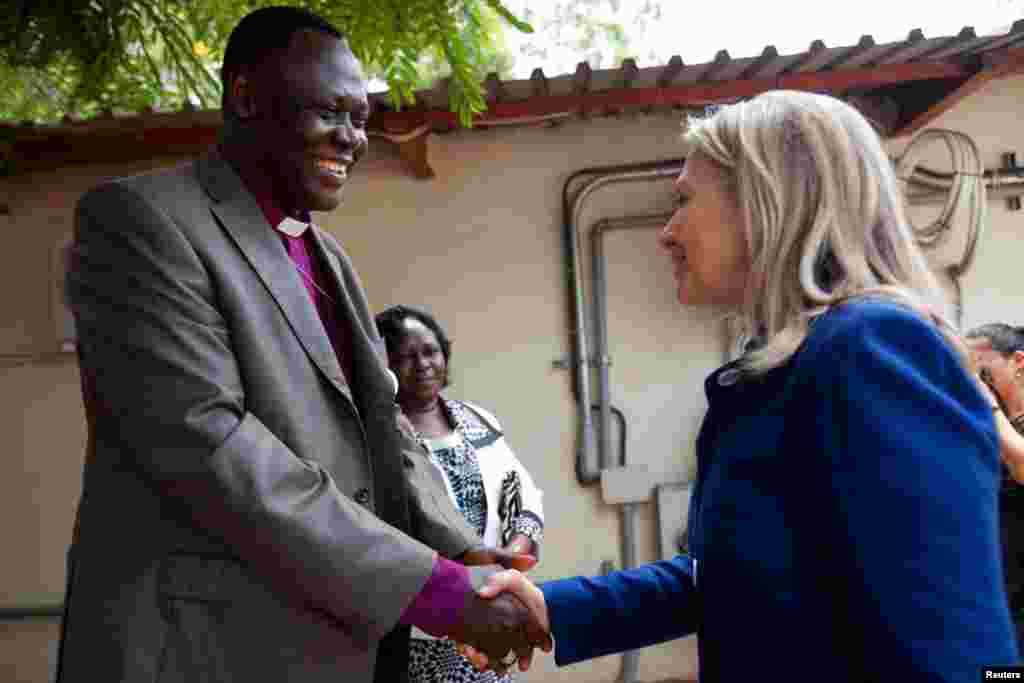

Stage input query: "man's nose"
[{"left": 333, "top": 123, "right": 367, "bottom": 157}]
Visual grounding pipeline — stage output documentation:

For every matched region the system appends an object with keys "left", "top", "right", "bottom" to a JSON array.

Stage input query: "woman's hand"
[
  {"left": 460, "top": 545, "right": 537, "bottom": 572},
  {"left": 503, "top": 533, "right": 536, "bottom": 558},
  {"left": 458, "top": 569, "right": 552, "bottom": 673}
]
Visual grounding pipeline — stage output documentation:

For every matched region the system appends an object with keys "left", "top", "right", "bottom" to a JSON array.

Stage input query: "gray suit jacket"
[{"left": 57, "top": 153, "right": 481, "bottom": 683}]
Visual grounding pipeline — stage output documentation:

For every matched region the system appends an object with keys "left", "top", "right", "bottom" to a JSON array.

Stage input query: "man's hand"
[
  {"left": 460, "top": 545, "right": 537, "bottom": 572},
  {"left": 459, "top": 569, "right": 551, "bottom": 673},
  {"left": 445, "top": 585, "right": 551, "bottom": 675}
]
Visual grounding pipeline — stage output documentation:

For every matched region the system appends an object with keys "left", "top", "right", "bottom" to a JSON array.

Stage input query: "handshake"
[{"left": 443, "top": 549, "right": 553, "bottom": 674}]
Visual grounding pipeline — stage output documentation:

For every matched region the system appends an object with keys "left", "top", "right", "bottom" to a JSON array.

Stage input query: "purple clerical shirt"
[{"left": 230, "top": 158, "right": 469, "bottom": 637}]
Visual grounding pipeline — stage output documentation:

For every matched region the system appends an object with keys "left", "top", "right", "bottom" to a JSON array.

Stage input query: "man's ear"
[{"left": 228, "top": 73, "right": 258, "bottom": 121}]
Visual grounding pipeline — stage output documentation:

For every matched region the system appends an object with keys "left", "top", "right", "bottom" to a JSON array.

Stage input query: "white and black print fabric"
[
  {"left": 426, "top": 428, "right": 488, "bottom": 537},
  {"left": 410, "top": 398, "right": 545, "bottom": 683},
  {"left": 498, "top": 471, "right": 522, "bottom": 546},
  {"left": 409, "top": 638, "right": 512, "bottom": 683}
]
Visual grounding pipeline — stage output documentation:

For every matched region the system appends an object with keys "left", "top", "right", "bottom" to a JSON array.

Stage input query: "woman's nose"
[{"left": 657, "top": 221, "right": 675, "bottom": 249}]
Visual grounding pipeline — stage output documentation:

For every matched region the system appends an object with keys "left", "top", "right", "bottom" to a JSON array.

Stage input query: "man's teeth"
[{"left": 317, "top": 160, "right": 346, "bottom": 174}]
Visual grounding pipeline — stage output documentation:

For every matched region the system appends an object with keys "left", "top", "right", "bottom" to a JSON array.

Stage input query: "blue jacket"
[{"left": 543, "top": 299, "right": 1018, "bottom": 680}]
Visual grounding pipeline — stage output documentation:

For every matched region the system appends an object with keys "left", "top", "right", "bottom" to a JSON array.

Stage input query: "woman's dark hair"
[
  {"left": 966, "top": 323, "right": 1024, "bottom": 356},
  {"left": 375, "top": 305, "right": 452, "bottom": 386}
]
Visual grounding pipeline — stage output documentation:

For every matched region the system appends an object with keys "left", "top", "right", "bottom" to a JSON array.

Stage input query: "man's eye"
[{"left": 317, "top": 108, "right": 345, "bottom": 124}]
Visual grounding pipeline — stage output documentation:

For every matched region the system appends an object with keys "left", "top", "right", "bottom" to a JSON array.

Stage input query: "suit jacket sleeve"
[
  {"left": 67, "top": 181, "right": 438, "bottom": 646},
  {"left": 399, "top": 422, "right": 479, "bottom": 559},
  {"left": 807, "top": 305, "right": 1018, "bottom": 675},
  {"left": 541, "top": 556, "right": 697, "bottom": 666}
]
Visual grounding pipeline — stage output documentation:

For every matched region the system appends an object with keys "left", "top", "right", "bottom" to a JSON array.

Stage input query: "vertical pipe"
[
  {"left": 592, "top": 221, "right": 612, "bottom": 472},
  {"left": 590, "top": 213, "right": 676, "bottom": 683},
  {"left": 563, "top": 162, "right": 682, "bottom": 485},
  {"left": 619, "top": 503, "right": 640, "bottom": 683}
]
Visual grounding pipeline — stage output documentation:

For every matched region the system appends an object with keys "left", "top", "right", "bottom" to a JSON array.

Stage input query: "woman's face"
[
  {"left": 658, "top": 153, "right": 749, "bottom": 307},
  {"left": 973, "top": 342, "right": 1024, "bottom": 389},
  {"left": 390, "top": 317, "right": 447, "bottom": 406}
]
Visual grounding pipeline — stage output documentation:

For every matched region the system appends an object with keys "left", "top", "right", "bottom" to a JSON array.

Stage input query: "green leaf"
[
  {"left": 0, "top": 0, "right": 532, "bottom": 127},
  {"left": 483, "top": 0, "right": 534, "bottom": 34}
]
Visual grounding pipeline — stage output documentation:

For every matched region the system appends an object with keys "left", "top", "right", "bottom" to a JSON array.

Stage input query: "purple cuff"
[{"left": 399, "top": 555, "right": 472, "bottom": 637}]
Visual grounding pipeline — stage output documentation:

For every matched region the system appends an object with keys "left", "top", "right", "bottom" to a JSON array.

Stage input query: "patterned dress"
[{"left": 408, "top": 399, "right": 544, "bottom": 683}]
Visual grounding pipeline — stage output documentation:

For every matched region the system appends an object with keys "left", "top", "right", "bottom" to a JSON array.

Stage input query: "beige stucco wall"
[
  {"left": 887, "top": 75, "right": 1024, "bottom": 331},
  {"left": 0, "top": 75, "right": 1021, "bottom": 682}
]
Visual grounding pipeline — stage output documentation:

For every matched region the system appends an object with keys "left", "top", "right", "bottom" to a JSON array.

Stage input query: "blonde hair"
[{"left": 682, "top": 91, "right": 962, "bottom": 374}]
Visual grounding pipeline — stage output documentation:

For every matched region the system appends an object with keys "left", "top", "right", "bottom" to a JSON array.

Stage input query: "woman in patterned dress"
[{"left": 375, "top": 305, "right": 545, "bottom": 683}]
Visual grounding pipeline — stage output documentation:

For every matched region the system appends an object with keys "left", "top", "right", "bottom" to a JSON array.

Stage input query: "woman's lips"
[{"left": 672, "top": 254, "right": 688, "bottom": 277}]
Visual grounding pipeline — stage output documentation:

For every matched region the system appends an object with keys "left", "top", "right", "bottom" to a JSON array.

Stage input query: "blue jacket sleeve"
[
  {"left": 806, "top": 305, "right": 1018, "bottom": 676},
  {"left": 541, "top": 556, "right": 697, "bottom": 667}
]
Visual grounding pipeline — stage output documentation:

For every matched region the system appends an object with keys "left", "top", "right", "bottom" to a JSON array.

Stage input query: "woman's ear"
[{"left": 1012, "top": 349, "right": 1024, "bottom": 375}]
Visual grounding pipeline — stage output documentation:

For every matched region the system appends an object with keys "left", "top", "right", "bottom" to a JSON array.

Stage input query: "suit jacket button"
[{"left": 355, "top": 488, "right": 371, "bottom": 505}]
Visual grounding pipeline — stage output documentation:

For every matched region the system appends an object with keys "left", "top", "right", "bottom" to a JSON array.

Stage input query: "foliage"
[
  {"left": 508, "top": 0, "right": 659, "bottom": 73},
  {"left": 0, "top": 0, "right": 531, "bottom": 126}
]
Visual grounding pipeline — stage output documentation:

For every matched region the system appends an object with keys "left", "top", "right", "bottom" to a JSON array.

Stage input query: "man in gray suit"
[{"left": 57, "top": 7, "right": 549, "bottom": 682}]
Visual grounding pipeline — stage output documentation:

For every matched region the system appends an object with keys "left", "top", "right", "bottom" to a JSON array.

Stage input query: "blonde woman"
[{"left": 469, "top": 91, "right": 1019, "bottom": 679}]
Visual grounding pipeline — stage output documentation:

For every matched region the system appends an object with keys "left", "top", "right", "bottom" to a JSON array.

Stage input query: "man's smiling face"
[{"left": 249, "top": 29, "right": 370, "bottom": 215}]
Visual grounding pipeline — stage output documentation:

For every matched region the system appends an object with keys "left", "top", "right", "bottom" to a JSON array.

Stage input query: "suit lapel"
[
  {"left": 196, "top": 155, "right": 352, "bottom": 402},
  {"left": 307, "top": 227, "right": 390, "bottom": 403},
  {"left": 307, "top": 228, "right": 416, "bottom": 539}
]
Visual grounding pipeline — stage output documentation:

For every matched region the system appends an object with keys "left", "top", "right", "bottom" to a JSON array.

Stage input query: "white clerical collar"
[{"left": 277, "top": 217, "right": 310, "bottom": 238}]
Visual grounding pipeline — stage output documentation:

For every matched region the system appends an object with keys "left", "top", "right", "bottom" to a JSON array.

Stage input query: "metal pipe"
[
  {"left": 591, "top": 213, "right": 674, "bottom": 472},
  {"left": 913, "top": 163, "right": 1024, "bottom": 183},
  {"left": 590, "top": 213, "right": 675, "bottom": 683},
  {"left": 0, "top": 604, "right": 64, "bottom": 621},
  {"left": 562, "top": 160, "right": 683, "bottom": 485},
  {"left": 618, "top": 503, "right": 640, "bottom": 683},
  {"left": 908, "top": 182, "right": 1024, "bottom": 205},
  {"left": 560, "top": 165, "right": 678, "bottom": 682},
  {"left": 904, "top": 165, "right": 1024, "bottom": 195}
]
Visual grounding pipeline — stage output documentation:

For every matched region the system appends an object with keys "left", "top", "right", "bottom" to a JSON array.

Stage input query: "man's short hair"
[{"left": 221, "top": 6, "right": 344, "bottom": 106}]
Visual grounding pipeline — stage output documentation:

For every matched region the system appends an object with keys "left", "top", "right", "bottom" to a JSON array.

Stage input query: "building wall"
[{"left": 0, "top": 75, "right": 1021, "bottom": 682}]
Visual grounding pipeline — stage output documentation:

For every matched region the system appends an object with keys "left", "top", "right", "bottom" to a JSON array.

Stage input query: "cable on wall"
[{"left": 895, "top": 128, "right": 988, "bottom": 278}]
